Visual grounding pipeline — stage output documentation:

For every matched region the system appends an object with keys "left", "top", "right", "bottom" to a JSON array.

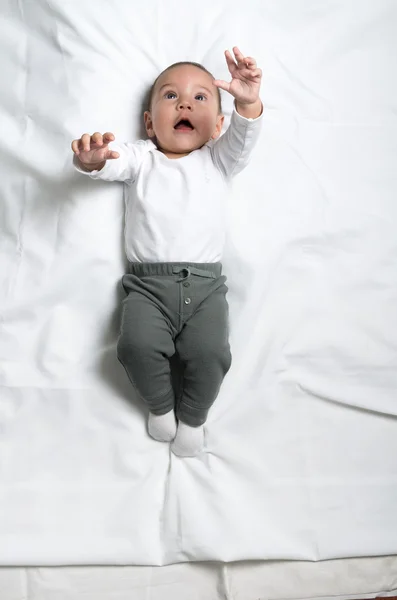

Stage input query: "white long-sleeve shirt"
[{"left": 74, "top": 108, "right": 262, "bottom": 263}]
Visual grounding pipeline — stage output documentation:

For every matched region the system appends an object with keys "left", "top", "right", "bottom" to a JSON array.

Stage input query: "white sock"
[
  {"left": 148, "top": 411, "right": 177, "bottom": 443},
  {"left": 171, "top": 422, "right": 205, "bottom": 457}
]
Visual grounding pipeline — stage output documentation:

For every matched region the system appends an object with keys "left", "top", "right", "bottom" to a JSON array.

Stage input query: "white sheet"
[
  {"left": 1, "top": 559, "right": 397, "bottom": 600},
  {"left": 1, "top": 0, "right": 397, "bottom": 568}
]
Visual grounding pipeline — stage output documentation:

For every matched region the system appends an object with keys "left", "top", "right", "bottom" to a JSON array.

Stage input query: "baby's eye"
[
  {"left": 165, "top": 92, "right": 177, "bottom": 99},
  {"left": 195, "top": 94, "right": 206, "bottom": 101}
]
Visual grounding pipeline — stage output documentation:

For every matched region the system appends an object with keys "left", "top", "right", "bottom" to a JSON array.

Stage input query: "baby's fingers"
[
  {"left": 71, "top": 134, "right": 93, "bottom": 155},
  {"left": 247, "top": 68, "right": 262, "bottom": 79},
  {"left": 107, "top": 150, "right": 120, "bottom": 160},
  {"left": 103, "top": 132, "right": 115, "bottom": 143},
  {"left": 233, "top": 46, "right": 248, "bottom": 66},
  {"left": 214, "top": 79, "right": 231, "bottom": 93},
  {"left": 80, "top": 133, "right": 92, "bottom": 152},
  {"left": 93, "top": 131, "right": 115, "bottom": 146},
  {"left": 224, "top": 50, "right": 237, "bottom": 74},
  {"left": 71, "top": 139, "right": 81, "bottom": 155},
  {"left": 92, "top": 132, "right": 104, "bottom": 146},
  {"left": 244, "top": 56, "right": 257, "bottom": 69}
]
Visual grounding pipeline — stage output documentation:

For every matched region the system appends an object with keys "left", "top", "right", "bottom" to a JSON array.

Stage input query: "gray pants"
[{"left": 117, "top": 262, "right": 232, "bottom": 427}]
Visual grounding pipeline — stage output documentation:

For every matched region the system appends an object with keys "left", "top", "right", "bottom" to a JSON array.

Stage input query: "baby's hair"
[{"left": 146, "top": 61, "right": 222, "bottom": 114}]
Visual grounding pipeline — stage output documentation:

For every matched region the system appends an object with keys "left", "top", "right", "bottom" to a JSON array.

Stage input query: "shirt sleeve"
[
  {"left": 210, "top": 104, "right": 263, "bottom": 179},
  {"left": 73, "top": 139, "right": 151, "bottom": 183}
]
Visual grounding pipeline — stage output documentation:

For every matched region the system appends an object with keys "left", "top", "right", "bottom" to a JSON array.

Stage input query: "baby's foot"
[
  {"left": 148, "top": 411, "right": 177, "bottom": 443},
  {"left": 171, "top": 422, "right": 204, "bottom": 457}
]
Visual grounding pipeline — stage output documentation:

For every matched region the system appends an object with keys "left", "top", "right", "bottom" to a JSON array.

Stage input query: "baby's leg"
[
  {"left": 172, "top": 281, "right": 231, "bottom": 457},
  {"left": 117, "top": 286, "right": 177, "bottom": 443}
]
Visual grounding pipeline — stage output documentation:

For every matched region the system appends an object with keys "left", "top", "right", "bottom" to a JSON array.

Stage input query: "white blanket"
[{"left": 1, "top": 0, "right": 396, "bottom": 565}]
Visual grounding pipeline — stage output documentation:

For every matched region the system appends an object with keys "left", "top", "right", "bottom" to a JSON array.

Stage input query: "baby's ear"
[
  {"left": 211, "top": 115, "right": 225, "bottom": 140},
  {"left": 144, "top": 111, "right": 155, "bottom": 138}
]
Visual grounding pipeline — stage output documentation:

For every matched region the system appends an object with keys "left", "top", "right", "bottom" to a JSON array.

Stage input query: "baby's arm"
[
  {"left": 71, "top": 131, "right": 144, "bottom": 182},
  {"left": 211, "top": 47, "right": 263, "bottom": 178},
  {"left": 211, "top": 107, "right": 262, "bottom": 178}
]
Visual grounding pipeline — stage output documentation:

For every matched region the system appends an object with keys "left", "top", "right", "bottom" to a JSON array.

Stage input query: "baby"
[{"left": 72, "top": 47, "right": 263, "bottom": 457}]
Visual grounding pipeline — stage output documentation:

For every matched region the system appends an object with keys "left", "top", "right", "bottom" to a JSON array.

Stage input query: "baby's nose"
[{"left": 178, "top": 100, "right": 192, "bottom": 110}]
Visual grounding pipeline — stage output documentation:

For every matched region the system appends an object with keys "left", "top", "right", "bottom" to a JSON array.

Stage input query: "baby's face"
[{"left": 144, "top": 65, "right": 224, "bottom": 159}]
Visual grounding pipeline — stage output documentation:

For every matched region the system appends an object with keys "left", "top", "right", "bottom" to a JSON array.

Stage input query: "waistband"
[{"left": 128, "top": 261, "right": 222, "bottom": 279}]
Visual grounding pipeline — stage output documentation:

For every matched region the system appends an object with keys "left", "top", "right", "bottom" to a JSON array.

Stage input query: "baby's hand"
[
  {"left": 214, "top": 47, "right": 262, "bottom": 106},
  {"left": 71, "top": 132, "right": 120, "bottom": 167}
]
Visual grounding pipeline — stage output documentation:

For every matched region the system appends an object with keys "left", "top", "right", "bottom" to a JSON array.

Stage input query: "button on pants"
[{"left": 116, "top": 262, "right": 232, "bottom": 427}]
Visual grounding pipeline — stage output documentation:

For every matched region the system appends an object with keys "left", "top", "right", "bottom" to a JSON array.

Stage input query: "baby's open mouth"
[{"left": 174, "top": 119, "right": 194, "bottom": 131}]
